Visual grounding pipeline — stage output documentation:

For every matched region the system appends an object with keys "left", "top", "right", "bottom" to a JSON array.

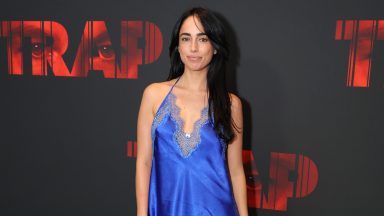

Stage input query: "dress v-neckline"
[
  {"left": 168, "top": 91, "right": 209, "bottom": 157},
  {"left": 169, "top": 91, "right": 208, "bottom": 136},
  {"left": 150, "top": 77, "right": 212, "bottom": 158}
]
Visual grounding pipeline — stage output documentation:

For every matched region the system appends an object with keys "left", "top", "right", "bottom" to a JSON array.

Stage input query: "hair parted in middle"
[{"left": 167, "top": 7, "right": 236, "bottom": 144}]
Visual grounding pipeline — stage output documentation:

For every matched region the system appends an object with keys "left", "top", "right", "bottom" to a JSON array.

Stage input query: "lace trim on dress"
[
  {"left": 151, "top": 93, "right": 171, "bottom": 141},
  {"left": 150, "top": 81, "right": 227, "bottom": 159},
  {"left": 169, "top": 92, "right": 210, "bottom": 158},
  {"left": 151, "top": 78, "right": 181, "bottom": 141}
]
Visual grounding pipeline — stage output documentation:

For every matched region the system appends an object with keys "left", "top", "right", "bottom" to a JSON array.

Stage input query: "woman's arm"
[
  {"left": 135, "top": 84, "right": 158, "bottom": 216},
  {"left": 227, "top": 94, "right": 248, "bottom": 216}
]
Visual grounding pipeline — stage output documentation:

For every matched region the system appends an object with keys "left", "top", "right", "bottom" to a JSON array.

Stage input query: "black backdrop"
[{"left": 1, "top": 0, "right": 384, "bottom": 215}]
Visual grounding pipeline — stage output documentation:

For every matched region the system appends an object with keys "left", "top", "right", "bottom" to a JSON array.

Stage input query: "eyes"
[
  {"left": 31, "top": 43, "right": 45, "bottom": 58},
  {"left": 96, "top": 45, "right": 115, "bottom": 60},
  {"left": 29, "top": 43, "right": 115, "bottom": 61},
  {"left": 180, "top": 36, "right": 209, "bottom": 43},
  {"left": 31, "top": 42, "right": 53, "bottom": 58}
]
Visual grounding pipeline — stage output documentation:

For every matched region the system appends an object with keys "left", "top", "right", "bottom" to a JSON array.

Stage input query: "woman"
[{"left": 136, "top": 7, "right": 248, "bottom": 216}]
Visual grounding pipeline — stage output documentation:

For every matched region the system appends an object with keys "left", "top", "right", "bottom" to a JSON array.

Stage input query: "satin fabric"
[{"left": 148, "top": 82, "right": 239, "bottom": 216}]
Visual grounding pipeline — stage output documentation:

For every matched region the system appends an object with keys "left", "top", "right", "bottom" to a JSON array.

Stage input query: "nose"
[{"left": 190, "top": 39, "right": 198, "bottom": 52}]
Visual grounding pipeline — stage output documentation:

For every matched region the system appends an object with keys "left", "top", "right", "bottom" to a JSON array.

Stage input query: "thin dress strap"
[
  {"left": 163, "top": 76, "right": 181, "bottom": 100},
  {"left": 169, "top": 76, "right": 181, "bottom": 93},
  {"left": 151, "top": 77, "right": 181, "bottom": 140},
  {"left": 153, "top": 76, "right": 181, "bottom": 117}
]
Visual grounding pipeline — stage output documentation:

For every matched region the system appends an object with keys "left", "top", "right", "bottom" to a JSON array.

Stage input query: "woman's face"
[{"left": 178, "top": 15, "right": 216, "bottom": 73}]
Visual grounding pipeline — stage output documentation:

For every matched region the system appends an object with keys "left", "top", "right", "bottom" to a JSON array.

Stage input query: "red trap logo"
[
  {"left": 335, "top": 20, "right": 384, "bottom": 87},
  {"left": 0, "top": 21, "right": 162, "bottom": 78}
]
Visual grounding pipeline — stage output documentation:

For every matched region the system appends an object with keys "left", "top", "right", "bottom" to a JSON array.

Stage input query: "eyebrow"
[
  {"left": 93, "top": 31, "right": 110, "bottom": 43},
  {"left": 179, "top": 32, "right": 207, "bottom": 37}
]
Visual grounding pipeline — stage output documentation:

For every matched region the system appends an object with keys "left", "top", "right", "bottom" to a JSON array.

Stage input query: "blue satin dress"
[{"left": 148, "top": 80, "right": 239, "bottom": 216}]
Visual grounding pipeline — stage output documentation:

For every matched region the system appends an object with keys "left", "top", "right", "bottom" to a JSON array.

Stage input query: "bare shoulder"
[
  {"left": 229, "top": 93, "right": 242, "bottom": 111},
  {"left": 141, "top": 79, "right": 178, "bottom": 115},
  {"left": 142, "top": 80, "right": 174, "bottom": 99}
]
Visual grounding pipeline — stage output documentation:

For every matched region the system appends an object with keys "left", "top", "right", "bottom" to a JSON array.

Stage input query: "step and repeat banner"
[{"left": 1, "top": 0, "right": 383, "bottom": 215}]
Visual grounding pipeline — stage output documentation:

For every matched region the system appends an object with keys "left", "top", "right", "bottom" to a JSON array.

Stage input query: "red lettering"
[
  {"left": 242, "top": 151, "right": 262, "bottom": 208},
  {"left": 243, "top": 150, "right": 319, "bottom": 211},
  {"left": 0, "top": 20, "right": 163, "bottom": 78},
  {"left": 335, "top": 20, "right": 378, "bottom": 87},
  {"left": 127, "top": 140, "right": 137, "bottom": 157},
  {"left": 295, "top": 154, "right": 318, "bottom": 198}
]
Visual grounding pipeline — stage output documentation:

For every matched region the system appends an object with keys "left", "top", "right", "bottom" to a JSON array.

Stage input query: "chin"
[
  {"left": 189, "top": 68, "right": 206, "bottom": 72},
  {"left": 186, "top": 64, "right": 209, "bottom": 72}
]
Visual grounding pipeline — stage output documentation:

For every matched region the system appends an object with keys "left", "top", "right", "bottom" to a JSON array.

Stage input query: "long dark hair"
[{"left": 167, "top": 7, "right": 235, "bottom": 144}]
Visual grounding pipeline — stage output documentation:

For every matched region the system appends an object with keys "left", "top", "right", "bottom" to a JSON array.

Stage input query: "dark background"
[{"left": 1, "top": 0, "right": 384, "bottom": 215}]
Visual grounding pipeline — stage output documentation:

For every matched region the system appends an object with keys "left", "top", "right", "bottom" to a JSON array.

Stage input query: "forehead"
[{"left": 179, "top": 15, "right": 205, "bottom": 35}]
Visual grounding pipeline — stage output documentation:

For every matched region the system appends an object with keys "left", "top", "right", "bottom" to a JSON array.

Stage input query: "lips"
[{"left": 187, "top": 56, "right": 202, "bottom": 61}]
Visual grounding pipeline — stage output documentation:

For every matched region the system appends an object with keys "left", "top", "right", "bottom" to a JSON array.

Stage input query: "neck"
[{"left": 179, "top": 68, "right": 208, "bottom": 92}]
